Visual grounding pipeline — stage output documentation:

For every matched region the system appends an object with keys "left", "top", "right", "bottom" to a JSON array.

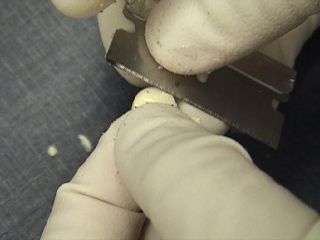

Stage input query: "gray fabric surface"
[
  {"left": 0, "top": 1, "right": 139, "bottom": 239},
  {"left": 1, "top": 1, "right": 320, "bottom": 240}
]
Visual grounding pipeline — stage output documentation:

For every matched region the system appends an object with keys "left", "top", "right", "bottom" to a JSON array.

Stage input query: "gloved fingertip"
[
  {"left": 145, "top": 0, "right": 216, "bottom": 75},
  {"left": 52, "top": 0, "right": 114, "bottom": 18}
]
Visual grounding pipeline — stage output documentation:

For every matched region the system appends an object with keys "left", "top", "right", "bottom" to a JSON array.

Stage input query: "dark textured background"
[{"left": 0, "top": 1, "right": 319, "bottom": 239}]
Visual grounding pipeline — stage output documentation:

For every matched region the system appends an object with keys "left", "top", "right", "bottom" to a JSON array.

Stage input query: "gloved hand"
[
  {"left": 52, "top": 0, "right": 320, "bottom": 77},
  {"left": 42, "top": 88, "right": 320, "bottom": 239},
  {"left": 45, "top": 1, "right": 320, "bottom": 239}
]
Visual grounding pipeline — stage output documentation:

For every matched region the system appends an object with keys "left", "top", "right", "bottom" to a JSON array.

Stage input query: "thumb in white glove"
[{"left": 115, "top": 93, "right": 320, "bottom": 240}]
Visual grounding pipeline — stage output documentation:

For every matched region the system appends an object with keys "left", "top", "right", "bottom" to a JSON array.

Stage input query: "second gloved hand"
[
  {"left": 51, "top": 0, "right": 320, "bottom": 76},
  {"left": 145, "top": 0, "right": 320, "bottom": 74}
]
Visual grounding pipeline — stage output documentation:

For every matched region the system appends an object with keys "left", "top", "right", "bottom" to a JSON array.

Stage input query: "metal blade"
[{"left": 106, "top": 8, "right": 295, "bottom": 149}]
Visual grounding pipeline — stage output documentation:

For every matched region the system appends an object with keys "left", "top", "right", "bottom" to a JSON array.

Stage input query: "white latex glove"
[
  {"left": 46, "top": 2, "right": 320, "bottom": 238},
  {"left": 143, "top": 0, "right": 320, "bottom": 74},
  {"left": 116, "top": 103, "right": 320, "bottom": 240},
  {"left": 52, "top": 0, "right": 320, "bottom": 85},
  {"left": 42, "top": 88, "right": 320, "bottom": 239}
]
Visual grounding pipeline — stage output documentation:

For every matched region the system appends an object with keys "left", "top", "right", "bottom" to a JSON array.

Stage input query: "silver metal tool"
[{"left": 106, "top": 0, "right": 295, "bottom": 149}]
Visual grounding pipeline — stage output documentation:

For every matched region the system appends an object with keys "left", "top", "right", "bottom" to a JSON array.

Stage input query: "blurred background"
[{"left": 1, "top": 1, "right": 319, "bottom": 239}]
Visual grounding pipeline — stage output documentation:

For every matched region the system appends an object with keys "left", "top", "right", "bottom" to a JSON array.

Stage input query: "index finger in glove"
[
  {"left": 115, "top": 104, "right": 319, "bottom": 239},
  {"left": 145, "top": 0, "right": 320, "bottom": 75}
]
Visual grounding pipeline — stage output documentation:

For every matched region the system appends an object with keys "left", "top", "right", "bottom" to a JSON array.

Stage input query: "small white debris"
[
  {"left": 132, "top": 87, "right": 177, "bottom": 109},
  {"left": 272, "top": 99, "right": 279, "bottom": 110},
  {"left": 196, "top": 73, "right": 209, "bottom": 83},
  {"left": 191, "top": 117, "right": 202, "bottom": 125},
  {"left": 77, "top": 134, "right": 92, "bottom": 153},
  {"left": 47, "top": 145, "right": 58, "bottom": 157}
]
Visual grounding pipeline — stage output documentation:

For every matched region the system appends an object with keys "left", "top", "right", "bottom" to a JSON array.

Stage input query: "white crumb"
[
  {"left": 191, "top": 117, "right": 202, "bottom": 125},
  {"left": 132, "top": 87, "right": 177, "bottom": 109},
  {"left": 47, "top": 145, "right": 58, "bottom": 157},
  {"left": 77, "top": 134, "right": 92, "bottom": 153},
  {"left": 196, "top": 73, "right": 209, "bottom": 83}
]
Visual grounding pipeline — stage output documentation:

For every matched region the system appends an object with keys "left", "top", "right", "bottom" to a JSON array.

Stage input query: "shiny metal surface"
[
  {"left": 106, "top": 6, "right": 295, "bottom": 149},
  {"left": 126, "top": 0, "right": 159, "bottom": 20}
]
